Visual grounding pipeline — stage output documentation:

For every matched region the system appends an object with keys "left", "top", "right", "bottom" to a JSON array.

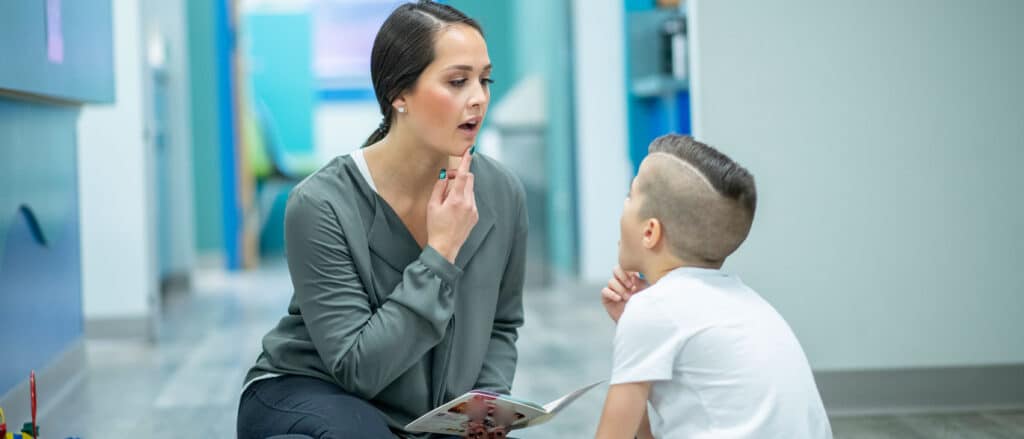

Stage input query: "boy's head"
[{"left": 618, "top": 135, "right": 757, "bottom": 272}]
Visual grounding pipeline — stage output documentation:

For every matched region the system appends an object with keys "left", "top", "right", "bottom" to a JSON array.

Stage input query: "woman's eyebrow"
[{"left": 445, "top": 64, "right": 493, "bottom": 72}]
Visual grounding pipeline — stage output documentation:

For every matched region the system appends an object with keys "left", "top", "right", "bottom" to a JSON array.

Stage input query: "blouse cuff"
[{"left": 421, "top": 245, "right": 463, "bottom": 285}]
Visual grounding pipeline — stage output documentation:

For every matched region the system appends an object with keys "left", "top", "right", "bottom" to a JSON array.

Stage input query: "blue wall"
[
  {"left": 0, "top": 99, "right": 85, "bottom": 394},
  {"left": 0, "top": 0, "right": 113, "bottom": 395},
  {"left": 244, "top": 13, "right": 315, "bottom": 162},
  {"left": 623, "top": 1, "right": 691, "bottom": 175},
  {"left": 628, "top": 91, "right": 691, "bottom": 174},
  {"left": 0, "top": 1, "right": 114, "bottom": 103},
  {"left": 187, "top": 0, "right": 226, "bottom": 257}
]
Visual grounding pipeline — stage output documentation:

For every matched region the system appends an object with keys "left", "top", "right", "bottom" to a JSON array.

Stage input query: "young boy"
[{"left": 595, "top": 135, "right": 832, "bottom": 438}]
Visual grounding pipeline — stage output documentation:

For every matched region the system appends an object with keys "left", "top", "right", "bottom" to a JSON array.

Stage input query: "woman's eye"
[
  {"left": 481, "top": 78, "right": 494, "bottom": 87},
  {"left": 449, "top": 78, "right": 467, "bottom": 87}
]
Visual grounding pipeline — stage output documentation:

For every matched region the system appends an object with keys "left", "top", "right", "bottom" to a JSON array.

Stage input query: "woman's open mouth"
[{"left": 458, "top": 118, "right": 481, "bottom": 136}]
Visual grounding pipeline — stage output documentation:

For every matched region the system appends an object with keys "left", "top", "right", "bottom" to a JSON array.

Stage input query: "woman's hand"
[
  {"left": 427, "top": 149, "right": 479, "bottom": 264},
  {"left": 601, "top": 265, "right": 648, "bottom": 323}
]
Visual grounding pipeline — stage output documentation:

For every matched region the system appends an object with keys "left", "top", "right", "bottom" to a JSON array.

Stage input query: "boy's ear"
[{"left": 642, "top": 218, "right": 662, "bottom": 250}]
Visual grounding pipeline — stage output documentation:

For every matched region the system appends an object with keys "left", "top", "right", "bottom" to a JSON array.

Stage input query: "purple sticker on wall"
[{"left": 46, "top": 0, "right": 64, "bottom": 64}]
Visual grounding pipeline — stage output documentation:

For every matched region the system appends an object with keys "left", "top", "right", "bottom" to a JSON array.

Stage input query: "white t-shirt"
[
  {"left": 350, "top": 148, "right": 378, "bottom": 193},
  {"left": 611, "top": 267, "right": 832, "bottom": 439}
]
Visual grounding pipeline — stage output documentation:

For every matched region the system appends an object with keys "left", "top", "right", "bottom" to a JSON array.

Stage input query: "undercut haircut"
[{"left": 637, "top": 135, "right": 757, "bottom": 265}]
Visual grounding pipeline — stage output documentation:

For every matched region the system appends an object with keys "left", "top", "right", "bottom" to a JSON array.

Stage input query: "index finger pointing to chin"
[{"left": 458, "top": 147, "right": 473, "bottom": 174}]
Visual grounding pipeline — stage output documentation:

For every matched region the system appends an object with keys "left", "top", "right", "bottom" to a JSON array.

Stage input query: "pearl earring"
[{"left": 397, "top": 107, "right": 406, "bottom": 113}]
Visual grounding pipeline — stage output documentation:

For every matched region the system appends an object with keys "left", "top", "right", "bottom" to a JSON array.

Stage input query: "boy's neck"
[{"left": 641, "top": 257, "right": 723, "bottom": 285}]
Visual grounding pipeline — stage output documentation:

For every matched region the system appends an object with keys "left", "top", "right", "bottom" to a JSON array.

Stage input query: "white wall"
[
  {"left": 572, "top": 0, "right": 632, "bottom": 282},
  {"left": 78, "top": 0, "right": 156, "bottom": 322},
  {"left": 689, "top": 0, "right": 1024, "bottom": 370},
  {"left": 314, "top": 101, "right": 380, "bottom": 163}
]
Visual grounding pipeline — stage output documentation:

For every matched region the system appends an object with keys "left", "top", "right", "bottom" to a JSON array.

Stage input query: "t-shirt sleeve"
[{"left": 610, "top": 297, "right": 683, "bottom": 385}]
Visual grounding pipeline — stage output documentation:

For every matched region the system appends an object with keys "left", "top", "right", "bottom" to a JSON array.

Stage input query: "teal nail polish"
[
  {"left": 470, "top": 145, "right": 477, "bottom": 155},
  {"left": 439, "top": 168, "right": 447, "bottom": 180}
]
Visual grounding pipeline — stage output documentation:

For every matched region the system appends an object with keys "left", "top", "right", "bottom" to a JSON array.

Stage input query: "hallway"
[
  {"left": 38, "top": 262, "right": 1024, "bottom": 438},
  {"left": 41, "top": 260, "right": 614, "bottom": 438}
]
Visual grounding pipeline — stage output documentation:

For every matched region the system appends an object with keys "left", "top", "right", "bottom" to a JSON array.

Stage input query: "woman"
[{"left": 236, "top": 2, "right": 527, "bottom": 438}]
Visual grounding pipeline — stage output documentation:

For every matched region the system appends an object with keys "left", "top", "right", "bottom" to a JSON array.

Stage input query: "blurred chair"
[{"left": 241, "top": 95, "right": 320, "bottom": 257}]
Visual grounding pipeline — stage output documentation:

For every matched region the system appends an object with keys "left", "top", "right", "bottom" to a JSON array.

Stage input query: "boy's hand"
[{"left": 600, "top": 265, "right": 648, "bottom": 323}]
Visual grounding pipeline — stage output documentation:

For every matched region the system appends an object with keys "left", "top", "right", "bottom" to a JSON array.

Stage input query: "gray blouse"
[{"left": 245, "top": 151, "right": 527, "bottom": 437}]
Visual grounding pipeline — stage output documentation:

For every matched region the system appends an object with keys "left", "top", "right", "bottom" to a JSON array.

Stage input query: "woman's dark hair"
[{"left": 362, "top": 1, "right": 483, "bottom": 147}]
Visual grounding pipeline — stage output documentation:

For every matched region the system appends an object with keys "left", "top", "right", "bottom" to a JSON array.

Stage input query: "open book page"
[
  {"left": 520, "top": 380, "right": 605, "bottom": 428},
  {"left": 404, "top": 391, "right": 547, "bottom": 435},
  {"left": 405, "top": 381, "right": 605, "bottom": 435}
]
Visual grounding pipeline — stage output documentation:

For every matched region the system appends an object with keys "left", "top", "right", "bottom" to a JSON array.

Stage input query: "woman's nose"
[{"left": 469, "top": 84, "right": 488, "bottom": 109}]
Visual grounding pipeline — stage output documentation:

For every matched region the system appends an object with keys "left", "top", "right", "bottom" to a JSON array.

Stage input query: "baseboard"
[
  {"left": 816, "top": 364, "right": 1024, "bottom": 416},
  {"left": 0, "top": 339, "right": 86, "bottom": 428},
  {"left": 84, "top": 315, "right": 152, "bottom": 340}
]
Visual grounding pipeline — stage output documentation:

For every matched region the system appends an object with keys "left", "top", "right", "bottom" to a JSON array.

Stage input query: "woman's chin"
[{"left": 449, "top": 143, "right": 474, "bottom": 156}]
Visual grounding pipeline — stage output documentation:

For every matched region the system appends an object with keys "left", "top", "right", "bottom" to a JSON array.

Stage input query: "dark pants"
[{"left": 237, "top": 375, "right": 397, "bottom": 439}]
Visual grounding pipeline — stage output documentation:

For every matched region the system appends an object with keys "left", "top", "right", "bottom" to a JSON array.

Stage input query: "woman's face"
[{"left": 397, "top": 24, "right": 491, "bottom": 156}]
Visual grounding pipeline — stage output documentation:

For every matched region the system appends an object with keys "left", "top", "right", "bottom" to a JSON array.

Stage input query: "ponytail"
[{"left": 362, "top": 117, "right": 391, "bottom": 147}]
